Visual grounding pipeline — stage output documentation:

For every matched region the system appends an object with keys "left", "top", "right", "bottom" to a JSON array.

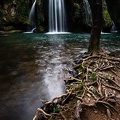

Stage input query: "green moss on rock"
[
  {"left": 102, "top": 1, "right": 112, "bottom": 27},
  {"left": 103, "top": 10, "right": 112, "bottom": 27},
  {"left": 0, "top": 0, "right": 30, "bottom": 31}
]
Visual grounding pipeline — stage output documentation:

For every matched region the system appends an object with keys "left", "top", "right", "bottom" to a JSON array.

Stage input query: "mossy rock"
[
  {"left": 103, "top": 9, "right": 112, "bottom": 27},
  {"left": 3, "top": 26, "right": 15, "bottom": 31}
]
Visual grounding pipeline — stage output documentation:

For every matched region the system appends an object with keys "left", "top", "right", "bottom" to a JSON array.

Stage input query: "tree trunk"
[{"left": 88, "top": 0, "right": 103, "bottom": 55}]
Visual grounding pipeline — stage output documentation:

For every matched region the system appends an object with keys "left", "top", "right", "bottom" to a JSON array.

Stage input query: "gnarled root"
[
  {"left": 33, "top": 108, "right": 51, "bottom": 120},
  {"left": 74, "top": 100, "right": 82, "bottom": 120},
  {"left": 33, "top": 51, "right": 120, "bottom": 120}
]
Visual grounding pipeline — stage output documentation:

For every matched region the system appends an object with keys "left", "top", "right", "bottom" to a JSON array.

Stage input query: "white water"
[
  {"left": 46, "top": 32, "right": 70, "bottom": 34},
  {"left": 111, "top": 22, "right": 117, "bottom": 33},
  {"left": 24, "top": 28, "right": 36, "bottom": 34},
  {"left": 83, "top": 0, "right": 92, "bottom": 26},
  {"left": 28, "top": 0, "right": 36, "bottom": 32},
  {"left": 48, "top": 0, "right": 67, "bottom": 33}
]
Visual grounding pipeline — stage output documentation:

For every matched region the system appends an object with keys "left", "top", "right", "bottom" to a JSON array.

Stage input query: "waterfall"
[
  {"left": 83, "top": 0, "right": 92, "bottom": 26},
  {"left": 110, "top": 22, "right": 117, "bottom": 33},
  {"left": 28, "top": 0, "right": 36, "bottom": 32},
  {"left": 48, "top": 0, "right": 67, "bottom": 33}
]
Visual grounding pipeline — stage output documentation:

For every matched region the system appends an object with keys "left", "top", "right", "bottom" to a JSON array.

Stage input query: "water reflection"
[{"left": 0, "top": 33, "right": 120, "bottom": 120}]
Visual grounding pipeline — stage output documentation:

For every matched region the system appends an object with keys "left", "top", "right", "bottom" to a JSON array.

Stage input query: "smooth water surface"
[{"left": 0, "top": 33, "right": 120, "bottom": 120}]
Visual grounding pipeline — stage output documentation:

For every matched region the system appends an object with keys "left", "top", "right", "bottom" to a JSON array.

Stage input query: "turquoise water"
[{"left": 0, "top": 33, "right": 120, "bottom": 120}]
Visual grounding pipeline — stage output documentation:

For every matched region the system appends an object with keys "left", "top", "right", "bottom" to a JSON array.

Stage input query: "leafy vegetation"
[
  {"left": 90, "top": 72, "right": 96, "bottom": 81},
  {"left": 102, "top": 0, "right": 112, "bottom": 27},
  {"left": 53, "top": 106, "right": 60, "bottom": 113}
]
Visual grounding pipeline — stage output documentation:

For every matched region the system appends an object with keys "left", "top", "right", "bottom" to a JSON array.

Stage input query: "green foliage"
[
  {"left": 0, "top": 0, "right": 29, "bottom": 25},
  {"left": 102, "top": 0, "right": 112, "bottom": 27},
  {"left": 3, "top": 26, "right": 15, "bottom": 31},
  {"left": 91, "top": 72, "right": 96, "bottom": 81},
  {"left": 74, "top": 3, "right": 80, "bottom": 9},
  {"left": 37, "top": 26, "right": 44, "bottom": 32},
  {"left": 92, "top": 88, "right": 97, "bottom": 94},
  {"left": 103, "top": 10, "right": 112, "bottom": 26},
  {"left": 53, "top": 106, "right": 60, "bottom": 113},
  {"left": 105, "top": 75, "right": 109, "bottom": 81},
  {"left": 79, "top": 82, "right": 84, "bottom": 90},
  {"left": 16, "top": 1, "right": 29, "bottom": 24},
  {"left": 79, "top": 64, "right": 83, "bottom": 72}
]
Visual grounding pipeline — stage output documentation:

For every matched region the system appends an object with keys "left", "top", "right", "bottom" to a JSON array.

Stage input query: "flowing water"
[
  {"left": 0, "top": 33, "right": 120, "bottom": 120},
  {"left": 83, "top": 0, "right": 92, "bottom": 26},
  {"left": 28, "top": 0, "right": 36, "bottom": 32},
  {"left": 48, "top": 0, "right": 67, "bottom": 33},
  {"left": 110, "top": 22, "right": 118, "bottom": 33}
]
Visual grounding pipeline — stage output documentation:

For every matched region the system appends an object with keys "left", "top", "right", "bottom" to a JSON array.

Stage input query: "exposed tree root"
[
  {"left": 74, "top": 100, "right": 82, "bottom": 120},
  {"left": 33, "top": 108, "right": 51, "bottom": 120},
  {"left": 33, "top": 51, "right": 120, "bottom": 120}
]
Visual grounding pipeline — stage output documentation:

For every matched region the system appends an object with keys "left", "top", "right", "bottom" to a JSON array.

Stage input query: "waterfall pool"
[{"left": 0, "top": 33, "right": 120, "bottom": 120}]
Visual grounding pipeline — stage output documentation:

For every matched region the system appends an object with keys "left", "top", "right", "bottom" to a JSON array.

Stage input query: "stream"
[{"left": 0, "top": 33, "right": 120, "bottom": 120}]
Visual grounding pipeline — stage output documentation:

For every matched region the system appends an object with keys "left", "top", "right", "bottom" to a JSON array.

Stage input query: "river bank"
[
  {"left": 0, "top": 33, "right": 120, "bottom": 120},
  {"left": 33, "top": 51, "right": 120, "bottom": 120}
]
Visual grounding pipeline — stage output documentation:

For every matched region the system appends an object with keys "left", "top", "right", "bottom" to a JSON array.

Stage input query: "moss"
[
  {"left": 79, "top": 82, "right": 84, "bottom": 90},
  {"left": 74, "top": 3, "right": 80, "bottom": 9},
  {"left": 53, "top": 106, "right": 60, "bottom": 113},
  {"left": 102, "top": 0, "right": 112, "bottom": 27},
  {"left": 90, "top": 72, "right": 96, "bottom": 82},
  {"left": 9, "top": 30, "right": 22, "bottom": 33},
  {"left": 0, "top": 0, "right": 29, "bottom": 27},
  {"left": 16, "top": 1, "right": 29, "bottom": 24},
  {"left": 103, "top": 10, "right": 112, "bottom": 27},
  {"left": 3, "top": 26, "right": 15, "bottom": 31},
  {"left": 37, "top": 26, "right": 44, "bottom": 32},
  {"left": 36, "top": 0, "right": 46, "bottom": 32}
]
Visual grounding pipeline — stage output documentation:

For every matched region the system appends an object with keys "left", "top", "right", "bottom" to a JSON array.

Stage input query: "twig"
[
  {"left": 111, "top": 69, "right": 120, "bottom": 78},
  {"left": 97, "top": 101, "right": 118, "bottom": 112},
  {"left": 86, "top": 81, "right": 97, "bottom": 86},
  {"left": 87, "top": 88, "right": 99, "bottom": 100},
  {"left": 33, "top": 108, "right": 51, "bottom": 120},
  {"left": 83, "top": 55, "right": 100, "bottom": 61},
  {"left": 70, "top": 76, "right": 82, "bottom": 82},
  {"left": 74, "top": 100, "right": 82, "bottom": 120},
  {"left": 98, "top": 74, "right": 120, "bottom": 88},
  {"left": 106, "top": 76, "right": 120, "bottom": 88},
  {"left": 97, "top": 80, "right": 103, "bottom": 97},
  {"left": 45, "top": 94, "right": 68, "bottom": 105},
  {"left": 99, "top": 66, "right": 114, "bottom": 71},
  {"left": 62, "top": 91, "right": 72, "bottom": 104},
  {"left": 107, "top": 108, "right": 111, "bottom": 119},
  {"left": 105, "top": 57, "right": 120, "bottom": 61},
  {"left": 60, "top": 111, "right": 67, "bottom": 120},
  {"left": 102, "top": 82, "right": 120, "bottom": 92}
]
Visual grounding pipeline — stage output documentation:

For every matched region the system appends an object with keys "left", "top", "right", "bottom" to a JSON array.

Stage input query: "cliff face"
[
  {"left": 105, "top": 0, "right": 120, "bottom": 31},
  {"left": 0, "top": 0, "right": 30, "bottom": 32},
  {"left": 36, "top": 0, "right": 48, "bottom": 32},
  {"left": 0, "top": 0, "right": 46, "bottom": 33},
  {"left": 0, "top": 0, "right": 119, "bottom": 33}
]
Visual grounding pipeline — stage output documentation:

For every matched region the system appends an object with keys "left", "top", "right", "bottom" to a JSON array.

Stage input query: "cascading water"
[
  {"left": 48, "top": 0, "right": 67, "bottom": 33},
  {"left": 83, "top": 0, "right": 92, "bottom": 26},
  {"left": 28, "top": 0, "right": 36, "bottom": 32},
  {"left": 111, "top": 22, "right": 117, "bottom": 33}
]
